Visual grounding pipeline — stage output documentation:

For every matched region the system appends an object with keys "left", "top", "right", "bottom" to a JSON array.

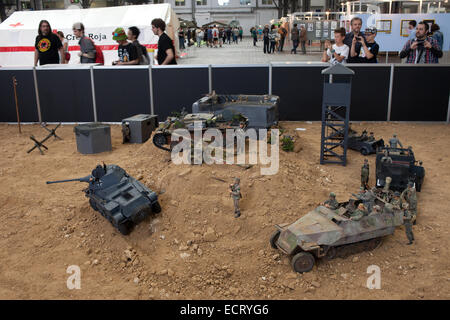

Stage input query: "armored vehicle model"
[
  {"left": 347, "top": 128, "right": 384, "bottom": 155},
  {"left": 270, "top": 198, "right": 404, "bottom": 273},
  {"left": 376, "top": 146, "right": 425, "bottom": 192},
  {"left": 152, "top": 110, "right": 248, "bottom": 152},
  {"left": 46, "top": 164, "right": 161, "bottom": 235},
  {"left": 192, "top": 92, "right": 279, "bottom": 129}
]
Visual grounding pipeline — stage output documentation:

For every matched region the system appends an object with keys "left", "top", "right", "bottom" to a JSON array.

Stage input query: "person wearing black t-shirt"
[
  {"left": 344, "top": 17, "right": 366, "bottom": 63},
  {"left": 111, "top": 27, "right": 139, "bottom": 65},
  {"left": 34, "top": 20, "right": 64, "bottom": 66},
  {"left": 358, "top": 27, "right": 379, "bottom": 63},
  {"left": 151, "top": 18, "right": 177, "bottom": 65}
]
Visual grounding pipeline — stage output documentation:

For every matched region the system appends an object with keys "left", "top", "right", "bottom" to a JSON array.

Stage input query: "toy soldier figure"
[
  {"left": 402, "top": 202, "right": 414, "bottom": 245},
  {"left": 350, "top": 203, "right": 367, "bottom": 221},
  {"left": 324, "top": 192, "right": 339, "bottom": 210},
  {"left": 361, "top": 130, "right": 368, "bottom": 140},
  {"left": 367, "top": 132, "right": 375, "bottom": 142},
  {"left": 230, "top": 177, "right": 242, "bottom": 218},
  {"left": 389, "top": 134, "right": 403, "bottom": 149},
  {"left": 369, "top": 204, "right": 381, "bottom": 216},
  {"left": 235, "top": 121, "right": 246, "bottom": 155},
  {"left": 390, "top": 191, "right": 402, "bottom": 209},
  {"left": 361, "top": 159, "right": 369, "bottom": 190},
  {"left": 401, "top": 181, "right": 417, "bottom": 222},
  {"left": 381, "top": 149, "right": 393, "bottom": 163}
]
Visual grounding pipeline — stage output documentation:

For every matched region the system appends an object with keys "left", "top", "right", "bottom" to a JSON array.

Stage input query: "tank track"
[{"left": 329, "top": 238, "right": 383, "bottom": 260}]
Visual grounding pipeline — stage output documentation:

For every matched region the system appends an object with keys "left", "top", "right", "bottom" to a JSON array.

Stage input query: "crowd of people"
[
  {"left": 320, "top": 17, "right": 443, "bottom": 65},
  {"left": 178, "top": 25, "right": 243, "bottom": 49},
  {"left": 34, "top": 18, "right": 176, "bottom": 66}
]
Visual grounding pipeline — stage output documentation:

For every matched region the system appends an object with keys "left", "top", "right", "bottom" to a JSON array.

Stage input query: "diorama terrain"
[{"left": 0, "top": 121, "right": 449, "bottom": 299}]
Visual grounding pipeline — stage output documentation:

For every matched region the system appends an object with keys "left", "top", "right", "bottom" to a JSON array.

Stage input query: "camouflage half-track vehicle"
[
  {"left": 46, "top": 164, "right": 161, "bottom": 235},
  {"left": 347, "top": 128, "right": 384, "bottom": 155},
  {"left": 376, "top": 146, "right": 425, "bottom": 192},
  {"left": 192, "top": 92, "right": 279, "bottom": 129},
  {"left": 152, "top": 109, "right": 248, "bottom": 152},
  {"left": 270, "top": 198, "right": 404, "bottom": 273}
]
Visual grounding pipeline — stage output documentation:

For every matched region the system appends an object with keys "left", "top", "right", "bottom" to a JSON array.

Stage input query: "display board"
[{"left": 292, "top": 19, "right": 339, "bottom": 41}]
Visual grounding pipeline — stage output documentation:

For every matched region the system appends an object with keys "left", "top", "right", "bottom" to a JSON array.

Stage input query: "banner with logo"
[{"left": 0, "top": 3, "right": 180, "bottom": 66}]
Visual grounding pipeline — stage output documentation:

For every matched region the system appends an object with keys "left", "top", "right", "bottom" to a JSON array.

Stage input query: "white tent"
[{"left": 0, "top": 4, "right": 180, "bottom": 66}]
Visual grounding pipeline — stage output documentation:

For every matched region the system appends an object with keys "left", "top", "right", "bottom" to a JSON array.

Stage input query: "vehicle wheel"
[
  {"left": 360, "top": 147, "right": 369, "bottom": 156},
  {"left": 152, "top": 201, "right": 162, "bottom": 214},
  {"left": 117, "top": 221, "right": 133, "bottom": 235},
  {"left": 269, "top": 230, "right": 280, "bottom": 249},
  {"left": 291, "top": 252, "right": 315, "bottom": 273},
  {"left": 416, "top": 181, "right": 422, "bottom": 192},
  {"left": 153, "top": 133, "right": 167, "bottom": 147},
  {"left": 366, "top": 238, "right": 382, "bottom": 251},
  {"left": 89, "top": 198, "right": 98, "bottom": 211},
  {"left": 325, "top": 246, "right": 337, "bottom": 260}
]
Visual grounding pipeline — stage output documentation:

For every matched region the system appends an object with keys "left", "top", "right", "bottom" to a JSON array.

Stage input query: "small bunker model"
[
  {"left": 152, "top": 110, "right": 248, "bottom": 152},
  {"left": 376, "top": 146, "right": 425, "bottom": 192},
  {"left": 46, "top": 164, "right": 161, "bottom": 235},
  {"left": 270, "top": 198, "right": 404, "bottom": 273},
  {"left": 192, "top": 92, "right": 279, "bottom": 129}
]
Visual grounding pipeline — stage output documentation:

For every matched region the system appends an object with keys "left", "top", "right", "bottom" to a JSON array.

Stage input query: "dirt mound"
[{"left": 0, "top": 122, "right": 449, "bottom": 299}]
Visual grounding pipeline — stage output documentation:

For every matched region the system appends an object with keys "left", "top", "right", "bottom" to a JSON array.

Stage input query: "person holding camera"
[
  {"left": 321, "top": 27, "right": 349, "bottom": 65},
  {"left": 344, "top": 17, "right": 365, "bottom": 63},
  {"left": 350, "top": 27, "right": 379, "bottom": 63},
  {"left": 400, "top": 21, "right": 442, "bottom": 64}
]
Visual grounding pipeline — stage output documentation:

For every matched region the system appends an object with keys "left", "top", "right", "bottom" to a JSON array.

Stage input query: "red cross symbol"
[{"left": 10, "top": 22, "right": 24, "bottom": 27}]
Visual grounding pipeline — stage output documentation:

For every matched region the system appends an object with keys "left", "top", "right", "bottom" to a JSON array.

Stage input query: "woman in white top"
[
  {"left": 57, "top": 31, "right": 69, "bottom": 64},
  {"left": 322, "top": 27, "right": 349, "bottom": 65}
]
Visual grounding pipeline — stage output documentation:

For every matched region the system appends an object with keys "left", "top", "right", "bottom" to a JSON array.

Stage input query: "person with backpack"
[
  {"left": 128, "top": 26, "right": 150, "bottom": 65},
  {"left": 112, "top": 27, "right": 139, "bottom": 65},
  {"left": 72, "top": 22, "right": 96, "bottom": 63}
]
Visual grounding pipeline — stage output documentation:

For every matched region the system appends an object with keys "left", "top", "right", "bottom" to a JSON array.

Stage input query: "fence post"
[
  {"left": 90, "top": 66, "right": 98, "bottom": 122},
  {"left": 447, "top": 91, "right": 450, "bottom": 123},
  {"left": 208, "top": 64, "right": 212, "bottom": 94},
  {"left": 268, "top": 63, "right": 272, "bottom": 95},
  {"left": 149, "top": 64, "right": 154, "bottom": 115},
  {"left": 33, "top": 67, "right": 42, "bottom": 123},
  {"left": 387, "top": 64, "right": 394, "bottom": 121}
]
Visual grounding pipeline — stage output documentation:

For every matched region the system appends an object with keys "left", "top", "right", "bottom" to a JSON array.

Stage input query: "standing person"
[
  {"left": 251, "top": 27, "right": 258, "bottom": 46},
  {"left": 263, "top": 24, "right": 270, "bottom": 54},
  {"left": 72, "top": 22, "right": 96, "bottom": 64},
  {"left": 128, "top": 26, "right": 150, "bottom": 65},
  {"left": 361, "top": 159, "right": 369, "bottom": 190},
  {"left": 229, "top": 177, "right": 242, "bottom": 218},
  {"left": 322, "top": 27, "right": 349, "bottom": 64},
  {"left": 299, "top": 25, "right": 307, "bottom": 54},
  {"left": 222, "top": 27, "right": 227, "bottom": 44},
  {"left": 431, "top": 24, "right": 443, "bottom": 51},
  {"left": 203, "top": 27, "right": 208, "bottom": 46},
  {"left": 187, "top": 28, "right": 191, "bottom": 47},
  {"left": 151, "top": 18, "right": 177, "bottom": 65},
  {"left": 233, "top": 27, "right": 239, "bottom": 44},
  {"left": 344, "top": 17, "right": 366, "bottom": 63},
  {"left": 400, "top": 21, "right": 442, "bottom": 64},
  {"left": 178, "top": 28, "right": 185, "bottom": 50},
  {"left": 239, "top": 26, "right": 243, "bottom": 42},
  {"left": 278, "top": 25, "right": 287, "bottom": 52},
  {"left": 34, "top": 20, "right": 65, "bottom": 66},
  {"left": 212, "top": 25, "right": 219, "bottom": 48},
  {"left": 226, "top": 27, "right": 232, "bottom": 44},
  {"left": 112, "top": 27, "right": 139, "bottom": 65},
  {"left": 57, "top": 31, "right": 69, "bottom": 64},
  {"left": 258, "top": 25, "right": 263, "bottom": 40},
  {"left": 351, "top": 26, "right": 379, "bottom": 63},
  {"left": 196, "top": 28, "right": 204, "bottom": 47},
  {"left": 407, "top": 20, "right": 417, "bottom": 41},
  {"left": 207, "top": 26, "right": 213, "bottom": 48},
  {"left": 268, "top": 25, "right": 277, "bottom": 54},
  {"left": 290, "top": 23, "right": 299, "bottom": 54}
]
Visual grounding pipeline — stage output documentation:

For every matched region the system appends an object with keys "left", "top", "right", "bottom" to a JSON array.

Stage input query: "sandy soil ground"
[{"left": 0, "top": 121, "right": 449, "bottom": 300}]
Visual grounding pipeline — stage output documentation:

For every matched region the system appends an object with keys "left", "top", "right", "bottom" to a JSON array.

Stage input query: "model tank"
[
  {"left": 270, "top": 197, "right": 404, "bottom": 273},
  {"left": 152, "top": 109, "right": 248, "bottom": 152},
  {"left": 192, "top": 91, "right": 279, "bottom": 129},
  {"left": 46, "top": 164, "right": 161, "bottom": 235}
]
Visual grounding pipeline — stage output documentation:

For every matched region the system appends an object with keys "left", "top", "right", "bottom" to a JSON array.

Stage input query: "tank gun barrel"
[{"left": 46, "top": 175, "right": 91, "bottom": 184}]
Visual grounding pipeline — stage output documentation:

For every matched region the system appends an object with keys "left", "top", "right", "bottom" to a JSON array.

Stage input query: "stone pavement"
[{"left": 177, "top": 37, "right": 324, "bottom": 65}]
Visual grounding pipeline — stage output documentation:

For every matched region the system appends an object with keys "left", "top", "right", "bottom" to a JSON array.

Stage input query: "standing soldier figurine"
[
  {"left": 389, "top": 134, "right": 403, "bottom": 149},
  {"left": 401, "top": 181, "right": 417, "bottom": 223},
  {"left": 402, "top": 202, "right": 414, "bottom": 245},
  {"left": 230, "top": 177, "right": 242, "bottom": 218},
  {"left": 361, "top": 159, "right": 369, "bottom": 190}
]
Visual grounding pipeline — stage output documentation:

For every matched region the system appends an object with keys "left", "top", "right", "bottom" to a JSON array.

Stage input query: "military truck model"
[
  {"left": 152, "top": 110, "right": 248, "bottom": 152},
  {"left": 192, "top": 92, "right": 279, "bottom": 129},
  {"left": 270, "top": 198, "right": 404, "bottom": 273},
  {"left": 376, "top": 146, "right": 425, "bottom": 192},
  {"left": 47, "top": 164, "right": 161, "bottom": 235}
]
